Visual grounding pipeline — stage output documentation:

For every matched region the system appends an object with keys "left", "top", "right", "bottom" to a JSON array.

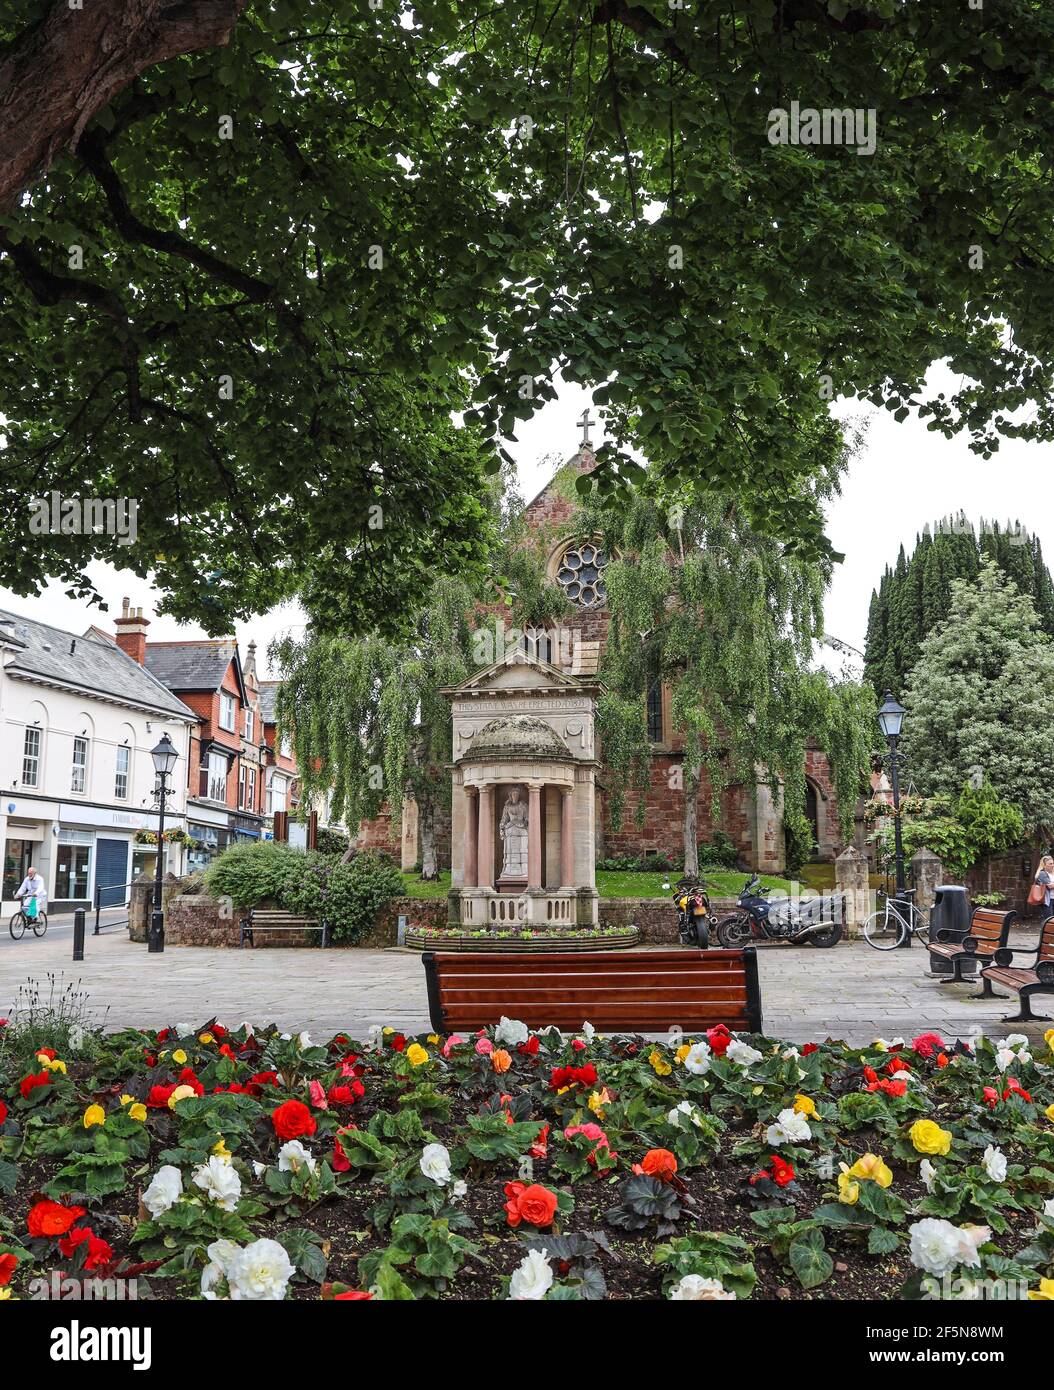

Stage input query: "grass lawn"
[{"left": 399, "top": 868, "right": 795, "bottom": 899}]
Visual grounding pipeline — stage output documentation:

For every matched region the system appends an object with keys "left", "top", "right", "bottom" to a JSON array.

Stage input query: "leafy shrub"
[
  {"left": 697, "top": 830, "right": 739, "bottom": 869},
  {"left": 204, "top": 842, "right": 402, "bottom": 943},
  {"left": 316, "top": 827, "right": 351, "bottom": 857},
  {"left": 783, "top": 809, "right": 816, "bottom": 875}
]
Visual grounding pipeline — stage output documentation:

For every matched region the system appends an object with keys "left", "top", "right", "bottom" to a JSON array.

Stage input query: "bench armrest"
[
  {"left": 960, "top": 936, "right": 978, "bottom": 955},
  {"left": 934, "top": 929, "right": 960, "bottom": 944},
  {"left": 991, "top": 948, "right": 1014, "bottom": 967},
  {"left": 1037, "top": 961, "right": 1054, "bottom": 984}
]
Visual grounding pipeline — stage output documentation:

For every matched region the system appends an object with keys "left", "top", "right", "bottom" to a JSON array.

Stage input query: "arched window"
[{"left": 21, "top": 700, "right": 48, "bottom": 788}]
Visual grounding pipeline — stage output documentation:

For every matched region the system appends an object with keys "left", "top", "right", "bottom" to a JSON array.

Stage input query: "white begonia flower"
[
  {"left": 227, "top": 1238, "right": 295, "bottom": 1301},
  {"left": 999, "top": 1033, "right": 1029, "bottom": 1050},
  {"left": 452, "top": 1179, "right": 468, "bottom": 1200},
  {"left": 668, "top": 1274, "right": 735, "bottom": 1300},
  {"left": 192, "top": 1155, "right": 243, "bottom": 1211},
  {"left": 419, "top": 1142, "right": 453, "bottom": 1186},
  {"left": 683, "top": 1041, "right": 712, "bottom": 1075},
  {"left": 982, "top": 1146, "right": 1007, "bottom": 1184},
  {"left": 508, "top": 1248, "right": 554, "bottom": 1301},
  {"left": 667, "top": 1100, "right": 704, "bottom": 1129},
  {"left": 919, "top": 1159, "right": 938, "bottom": 1194},
  {"left": 278, "top": 1140, "right": 317, "bottom": 1176},
  {"left": 176, "top": 1022, "right": 193, "bottom": 1037},
  {"left": 494, "top": 1016, "right": 529, "bottom": 1048},
  {"left": 726, "top": 1039, "right": 763, "bottom": 1067},
  {"left": 765, "top": 1108, "right": 812, "bottom": 1147},
  {"left": 1043, "top": 1197, "right": 1054, "bottom": 1220},
  {"left": 252, "top": 1160, "right": 268, "bottom": 1178},
  {"left": 580, "top": 1021, "right": 596, "bottom": 1043},
  {"left": 909, "top": 1220, "right": 990, "bottom": 1277},
  {"left": 200, "top": 1239, "right": 240, "bottom": 1300},
  {"left": 994, "top": 1048, "right": 1016, "bottom": 1073},
  {"left": 781, "top": 1046, "right": 800, "bottom": 1061},
  {"left": 142, "top": 1164, "right": 183, "bottom": 1217},
  {"left": 297, "top": 1031, "right": 313, "bottom": 1050}
]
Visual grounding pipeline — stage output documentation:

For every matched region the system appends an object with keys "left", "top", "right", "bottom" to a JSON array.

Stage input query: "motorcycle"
[
  {"left": 670, "top": 877, "right": 715, "bottom": 948},
  {"left": 716, "top": 874, "right": 844, "bottom": 949}
]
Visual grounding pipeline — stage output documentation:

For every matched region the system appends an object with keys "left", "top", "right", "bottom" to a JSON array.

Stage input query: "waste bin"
[{"left": 928, "top": 884, "right": 974, "bottom": 976}]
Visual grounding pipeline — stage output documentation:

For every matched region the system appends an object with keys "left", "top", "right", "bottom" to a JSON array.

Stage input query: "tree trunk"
[
  {"left": 419, "top": 800, "right": 438, "bottom": 881},
  {"left": 0, "top": 0, "right": 246, "bottom": 211},
  {"left": 683, "top": 765, "right": 700, "bottom": 878}
]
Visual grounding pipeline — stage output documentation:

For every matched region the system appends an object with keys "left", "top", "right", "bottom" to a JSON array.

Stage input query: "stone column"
[
  {"left": 477, "top": 785, "right": 494, "bottom": 889},
  {"left": 836, "top": 845, "right": 870, "bottom": 937},
  {"left": 527, "top": 783, "right": 543, "bottom": 890},
  {"left": 911, "top": 847, "right": 943, "bottom": 914},
  {"left": 560, "top": 787, "right": 574, "bottom": 888},
  {"left": 463, "top": 787, "right": 478, "bottom": 888}
]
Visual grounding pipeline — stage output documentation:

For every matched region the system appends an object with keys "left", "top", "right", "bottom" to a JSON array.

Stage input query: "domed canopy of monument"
[{"left": 464, "top": 714, "right": 567, "bottom": 761}]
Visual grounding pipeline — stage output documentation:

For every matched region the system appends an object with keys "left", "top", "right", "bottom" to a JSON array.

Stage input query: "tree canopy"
[
  {"left": 900, "top": 559, "right": 1054, "bottom": 831},
  {"left": 6, "top": 2, "right": 1054, "bottom": 631},
  {"left": 864, "top": 517, "right": 1054, "bottom": 695}
]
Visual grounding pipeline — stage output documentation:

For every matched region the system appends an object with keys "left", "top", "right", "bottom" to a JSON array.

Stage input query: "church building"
[{"left": 357, "top": 426, "right": 844, "bottom": 876}]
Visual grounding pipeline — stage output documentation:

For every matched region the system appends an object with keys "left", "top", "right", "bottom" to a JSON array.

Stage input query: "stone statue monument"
[{"left": 498, "top": 785, "right": 529, "bottom": 882}]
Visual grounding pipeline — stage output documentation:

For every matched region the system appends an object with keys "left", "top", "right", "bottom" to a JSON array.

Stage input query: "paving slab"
[{"left": 1, "top": 929, "right": 1050, "bottom": 1047}]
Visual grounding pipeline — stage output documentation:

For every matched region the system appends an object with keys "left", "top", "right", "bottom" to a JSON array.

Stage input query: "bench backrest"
[
  {"left": 969, "top": 907, "right": 1015, "bottom": 955},
  {"left": 249, "top": 909, "right": 319, "bottom": 926},
  {"left": 1038, "top": 915, "right": 1054, "bottom": 964},
  {"left": 422, "top": 948, "right": 763, "bottom": 1036}
]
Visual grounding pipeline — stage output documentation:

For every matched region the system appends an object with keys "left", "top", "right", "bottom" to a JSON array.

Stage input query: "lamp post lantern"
[
  {"left": 148, "top": 733, "right": 179, "bottom": 954},
  {"left": 877, "top": 692, "right": 909, "bottom": 945}
]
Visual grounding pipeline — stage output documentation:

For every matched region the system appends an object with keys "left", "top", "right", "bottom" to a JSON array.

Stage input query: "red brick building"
[{"left": 357, "top": 445, "right": 844, "bottom": 873}]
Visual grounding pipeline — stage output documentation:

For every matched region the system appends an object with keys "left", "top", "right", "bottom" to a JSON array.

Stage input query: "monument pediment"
[{"left": 448, "top": 649, "right": 591, "bottom": 696}]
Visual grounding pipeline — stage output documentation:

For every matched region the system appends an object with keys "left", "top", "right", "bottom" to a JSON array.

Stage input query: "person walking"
[{"left": 1031, "top": 854, "right": 1054, "bottom": 919}]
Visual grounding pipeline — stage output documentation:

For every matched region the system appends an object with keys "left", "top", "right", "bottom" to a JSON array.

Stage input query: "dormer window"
[{"left": 555, "top": 541, "right": 608, "bottom": 608}]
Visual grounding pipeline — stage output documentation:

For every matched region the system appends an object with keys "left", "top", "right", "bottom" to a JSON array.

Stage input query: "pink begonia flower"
[
  {"left": 309, "top": 1079, "right": 329, "bottom": 1109},
  {"left": 475, "top": 1038, "right": 494, "bottom": 1056},
  {"left": 441, "top": 1035, "right": 465, "bottom": 1057}
]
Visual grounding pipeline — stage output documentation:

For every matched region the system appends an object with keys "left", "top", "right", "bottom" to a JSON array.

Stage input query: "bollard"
[
  {"left": 94, "top": 885, "right": 101, "bottom": 935},
  {"left": 147, "top": 907, "right": 165, "bottom": 954},
  {"left": 72, "top": 908, "right": 85, "bottom": 962}
]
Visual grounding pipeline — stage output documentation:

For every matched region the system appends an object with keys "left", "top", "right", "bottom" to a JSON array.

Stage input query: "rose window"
[{"left": 556, "top": 541, "right": 608, "bottom": 608}]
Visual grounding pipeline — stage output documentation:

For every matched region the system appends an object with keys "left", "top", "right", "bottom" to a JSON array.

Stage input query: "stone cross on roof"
[{"left": 578, "top": 408, "right": 594, "bottom": 448}]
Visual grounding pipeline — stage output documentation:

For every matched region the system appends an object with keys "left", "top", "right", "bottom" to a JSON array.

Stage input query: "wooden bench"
[
  {"left": 421, "top": 947, "right": 763, "bottom": 1035},
  {"left": 980, "top": 915, "right": 1054, "bottom": 1022},
  {"left": 240, "top": 908, "right": 330, "bottom": 949},
  {"left": 928, "top": 907, "right": 1015, "bottom": 993}
]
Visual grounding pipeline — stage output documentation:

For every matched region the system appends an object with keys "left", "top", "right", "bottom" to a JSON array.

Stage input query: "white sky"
[{"left": 3, "top": 362, "right": 1050, "bottom": 679}]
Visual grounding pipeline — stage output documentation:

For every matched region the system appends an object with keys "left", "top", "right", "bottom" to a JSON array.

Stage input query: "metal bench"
[
  {"left": 422, "top": 947, "right": 763, "bottom": 1035},
  {"left": 928, "top": 907, "right": 1015, "bottom": 993},
  {"left": 980, "top": 915, "right": 1054, "bottom": 1022},
  {"left": 240, "top": 907, "right": 330, "bottom": 948}
]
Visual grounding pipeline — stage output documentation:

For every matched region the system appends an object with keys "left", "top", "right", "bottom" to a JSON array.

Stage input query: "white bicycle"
[{"left": 862, "top": 888, "right": 930, "bottom": 951}]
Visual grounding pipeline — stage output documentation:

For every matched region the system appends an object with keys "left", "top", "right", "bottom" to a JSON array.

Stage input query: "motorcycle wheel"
[
  {"left": 805, "top": 923, "right": 843, "bottom": 948},
  {"left": 716, "top": 913, "right": 752, "bottom": 948},
  {"left": 696, "top": 922, "right": 711, "bottom": 949}
]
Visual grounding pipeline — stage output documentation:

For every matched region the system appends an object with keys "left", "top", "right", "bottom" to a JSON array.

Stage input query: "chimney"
[{"left": 113, "top": 596, "right": 150, "bottom": 665}]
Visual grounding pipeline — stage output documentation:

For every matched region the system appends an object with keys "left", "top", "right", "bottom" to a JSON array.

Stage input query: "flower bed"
[
  {"left": 404, "top": 925, "right": 640, "bottom": 952},
  {"left": 1, "top": 1016, "right": 1053, "bottom": 1301}
]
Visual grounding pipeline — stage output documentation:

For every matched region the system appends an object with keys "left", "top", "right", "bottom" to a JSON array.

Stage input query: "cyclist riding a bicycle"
[{"left": 14, "top": 866, "right": 46, "bottom": 919}]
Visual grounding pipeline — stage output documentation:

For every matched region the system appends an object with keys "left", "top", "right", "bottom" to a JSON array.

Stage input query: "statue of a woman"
[{"left": 498, "top": 786, "right": 529, "bottom": 881}]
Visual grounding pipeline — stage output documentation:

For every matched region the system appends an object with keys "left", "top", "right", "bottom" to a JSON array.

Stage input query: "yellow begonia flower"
[
  {"left": 198, "top": 1033, "right": 215, "bottom": 1046},
  {"left": 128, "top": 1103, "right": 147, "bottom": 1123},
  {"left": 588, "top": 1089, "right": 609, "bottom": 1118},
  {"left": 1044, "top": 1027, "right": 1054, "bottom": 1056},
  {"left": 837, "top": 1170, "right": 860, "bottom": 1205},
  {"left": 171, "top": 1049, "right": 187, "bottom": 1065},
  {"left": 910, "top": 1119, "right": 952, "bottom": 1156},
  {"left": 83, "top": 1104, "right": 106, "bottom": 1129},
  {"left": 649, "top": 1048, "right": 672, "bottom": 1077},
  {"left": 427, "top": 1034, "right": 440, "bottom": 1045},
  {"left": 405, "top": 1043, "right": 428, "bottom": 1067},
  {"left": 0, "top": 1288, "right": 12, "bottom": 1300},
  {"left": 1045, "top": 1103, "right": 1054, "bottom": 1125},
  {"left": 167, "top": 1085, "right": 196, "bottom": 1109},
  {"left": 675, "top": 1043, "right": 691, "bottom": 1065},
  {"left": 212, "top": 1138, "right": 230, "bottom": 1158},
  {"left": 120, "top": 1094, "right": 134, "bottom": 1107},
  {"left": 1028, "top": 1278, "right": 1054, "bottom": 1300},
  {"left": 793, "top": 1094, "right": 819, "bottom": 1120},
  {"left": 847, "top": 1153, "right": 893, "bottom": 1188},
  {"left": 40, "top": 1057, "right": 66, "bottom": 1073},
  {"left": 382, "top": 1027, "right": 394, "bottom": 1036}
]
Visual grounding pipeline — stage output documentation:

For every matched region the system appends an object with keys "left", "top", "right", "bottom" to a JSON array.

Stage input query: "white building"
[{"left": 0, "top": 609, "right": 197, "bottom": 914}]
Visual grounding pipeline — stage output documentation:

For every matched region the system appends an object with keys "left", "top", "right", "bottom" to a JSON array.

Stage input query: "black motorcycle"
[
  {"left": 671, "top": 877, "right": 715, "bottom": 948},
  {"left": 715, "top": 874, "right": 843, "bottom": 949}
]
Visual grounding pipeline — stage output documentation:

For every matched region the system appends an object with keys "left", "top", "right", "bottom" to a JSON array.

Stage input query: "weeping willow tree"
[
  {"left": 588, "top": 489, "right": 874, "bottom": 877},
  {"left": 271, "top": 577, "right": 476, "bottom": 879}
]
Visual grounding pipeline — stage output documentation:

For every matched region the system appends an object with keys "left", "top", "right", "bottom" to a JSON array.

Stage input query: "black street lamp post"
[
  {"left": 148, "top": 733, "right": 179, "bottom": 954},
  {"left": 877, "top": 692, "right": 909, "bottom": 947}
]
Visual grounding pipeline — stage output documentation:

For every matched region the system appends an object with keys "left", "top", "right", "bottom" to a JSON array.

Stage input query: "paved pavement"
[{"left": 0, "top": 928, "right": 1050, "bottom": 1046}]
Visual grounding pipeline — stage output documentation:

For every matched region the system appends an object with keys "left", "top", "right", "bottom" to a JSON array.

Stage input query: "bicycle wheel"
[
  {"left": 32, "top": 912, "right": 47, "bottom": 938},
  {"left": 911, "top": 915, "right": 930, "bottom": 945},
  {"left": 862, "top": 907, "right": 906, "bottom": 950},
  {"left": 8, "top": 911, "right": 26, "bottom": 941}
]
